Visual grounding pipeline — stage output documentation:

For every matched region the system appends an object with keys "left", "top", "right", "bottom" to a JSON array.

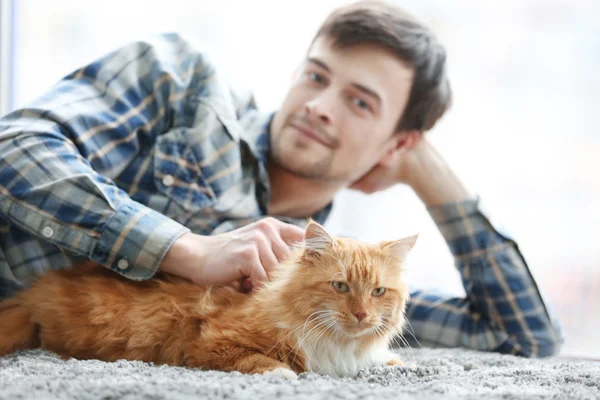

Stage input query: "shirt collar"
[{"left": 237, "top": 108, "right": 273, "bottom": 165}]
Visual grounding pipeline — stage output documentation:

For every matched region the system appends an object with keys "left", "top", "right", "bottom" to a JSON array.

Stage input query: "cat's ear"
[
  {"left": 381, "top": 234, "right": 419, "bottom": 261},
  {"left": 303, "top": 219, "right": 334, "bottom": 255}
]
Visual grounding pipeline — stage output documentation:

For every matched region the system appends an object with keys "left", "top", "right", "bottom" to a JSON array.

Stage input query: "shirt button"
[
  {"left": 42, "top": 226, "right": 54, "bottom": 238},
  {"left": 117, "top": 259, "right": 129, "bottom": 270},
  {"left": 162, "top": 174, "right": 175, "bottom": 187}
]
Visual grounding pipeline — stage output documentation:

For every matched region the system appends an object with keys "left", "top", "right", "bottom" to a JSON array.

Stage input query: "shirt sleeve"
[
  {"left": 0, "top": 33, "right": 215, "bottom": 280},
  {"left": 403, "top": 197, "right": 565, "bottom": 357}
]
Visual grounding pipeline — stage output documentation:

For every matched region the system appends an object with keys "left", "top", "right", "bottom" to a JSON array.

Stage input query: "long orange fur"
[{"left": 0, "top": 221, "right": 417, "bottom": 378}]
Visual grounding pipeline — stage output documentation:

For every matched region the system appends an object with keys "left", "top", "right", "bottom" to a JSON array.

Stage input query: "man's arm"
[
  {"left": 0, "top": 34, "right": 198, "bottom": 280},
  {"left": 0, "top": 33, "right": 305, "bottom": 290},
  {"left": 351, "top": 137, "right": 564, "bottom": 357},
  {"left": 402, "top": 139, "right": 564, "bottom": 357}
]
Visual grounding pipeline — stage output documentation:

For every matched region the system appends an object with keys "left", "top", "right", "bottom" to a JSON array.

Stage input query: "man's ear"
[{"left": 379, "top": 130, "right": 421, "bottom": 168}]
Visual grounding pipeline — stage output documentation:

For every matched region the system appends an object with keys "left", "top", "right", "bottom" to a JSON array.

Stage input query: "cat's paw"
[
  {"left": 386, "top": 358, "right": 404, "bottom": 367},
  {"left": 262, "top": 367, "right": 299, "bottom": 380}
]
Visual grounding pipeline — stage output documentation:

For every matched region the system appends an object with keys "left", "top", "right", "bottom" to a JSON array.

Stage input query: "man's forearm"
[
  {"left": 405, "top": 141, "right": 472, "bottom": 206},
  {"left": 403, "top": 140, "right": 564, "bottom": 357}
]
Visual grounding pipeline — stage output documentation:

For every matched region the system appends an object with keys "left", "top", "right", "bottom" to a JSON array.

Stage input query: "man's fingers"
[
  {"left": 249, "top": 252, "right": 269, "bottom": 289},
  {"left": 233, "top": 218, "right": 306, "bottom": 292},
  {"left": 275, "top": 221, "right": 305, "bottom": 245},
  {"left": 257, "top": 238, "right": 279, "bottom": 276},
  {"left": 260, "top": 220, "right": 293, "bottom": 262},
  {"left": 271, "top": 235, "right": 291, "bottom": 263}
]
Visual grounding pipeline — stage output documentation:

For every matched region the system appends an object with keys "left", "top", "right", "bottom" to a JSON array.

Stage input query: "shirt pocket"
[{"left": 153, "top": 128, "right": 216, "bottom": 215}]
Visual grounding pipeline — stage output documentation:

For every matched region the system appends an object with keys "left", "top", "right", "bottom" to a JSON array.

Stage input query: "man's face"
[{"left": 269, "top": 36, "right": 414, "bottom": 184}]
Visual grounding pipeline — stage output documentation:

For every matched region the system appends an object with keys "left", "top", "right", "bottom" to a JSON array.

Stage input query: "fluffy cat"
[{"left": 0, "top": 221, "right": 417, "bottom": 379}]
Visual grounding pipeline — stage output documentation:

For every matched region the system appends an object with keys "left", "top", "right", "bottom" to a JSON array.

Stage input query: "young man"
[{"left": 0, "top": 1, "right": 563, "bottom": 357}]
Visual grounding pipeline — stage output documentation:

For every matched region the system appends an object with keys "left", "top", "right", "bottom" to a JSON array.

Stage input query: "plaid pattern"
[
  {"left": 406, "top": 199, "right": 564, "bottom": 357},
  {"left": 0, "top": 34, "right": 563, "bottom": 356}
]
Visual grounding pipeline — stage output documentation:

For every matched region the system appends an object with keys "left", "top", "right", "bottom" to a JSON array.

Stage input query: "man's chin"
[{"left": 271, "top": 151, "right": 330, "bottom": 181}]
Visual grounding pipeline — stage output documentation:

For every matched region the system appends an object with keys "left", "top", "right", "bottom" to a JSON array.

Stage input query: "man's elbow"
[
  {"left": 536, "top": 318, "right": 566, "bottom": 357},
  {"left": 515, "top": 329, "right": 565, "bottom": 358},
  {"left": 535, "top": 337, "right": 564, "bottom": 358},
  {"left": 495, "top": 324, "right": 565, "bottom": 358}
]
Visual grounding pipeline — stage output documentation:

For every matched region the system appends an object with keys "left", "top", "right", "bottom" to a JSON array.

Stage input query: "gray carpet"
[{"left": 1, "top": 348, "right": 598, "bottom": 400}]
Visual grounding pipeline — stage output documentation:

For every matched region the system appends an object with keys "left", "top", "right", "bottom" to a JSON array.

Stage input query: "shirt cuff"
[
  {"left": 90, "top": 201, "right": 190, "bottom": 280},
  {"left": 426, "top": 196, "right": 514, "bottom": 257}
]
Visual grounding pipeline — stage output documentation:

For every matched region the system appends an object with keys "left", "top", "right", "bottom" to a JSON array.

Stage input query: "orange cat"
[{"left": 0, "top": 221, "right": 417, "bottom": 379}]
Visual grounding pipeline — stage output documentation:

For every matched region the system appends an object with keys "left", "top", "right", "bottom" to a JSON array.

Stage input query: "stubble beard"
[{"left": 270, "top": 128, "right": 337, "bottom": 181}]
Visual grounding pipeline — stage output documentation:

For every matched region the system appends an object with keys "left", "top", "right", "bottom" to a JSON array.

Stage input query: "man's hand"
[
  {"left": 349, "top": 137, "right": 471, "bottom": 206},
  {"left": 159, "top": 217, "right": 305, "bottom": 290},
  {"left": 349, "top": 136, "right": 428, "bottom": 194}
]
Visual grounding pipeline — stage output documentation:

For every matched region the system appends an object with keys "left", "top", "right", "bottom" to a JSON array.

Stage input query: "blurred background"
[{"left": 1, "top": 0, "right": 598, "bottom": 358}]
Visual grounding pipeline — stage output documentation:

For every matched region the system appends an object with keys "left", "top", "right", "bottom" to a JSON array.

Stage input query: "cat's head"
[{"left": 274, "top": 220, "right": 417, "bottom": 343}]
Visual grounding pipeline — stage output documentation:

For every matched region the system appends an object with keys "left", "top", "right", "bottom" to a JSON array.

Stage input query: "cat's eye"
[
  {"left": 372, "top": 287, "right": 386, "bottom": 297},
  {"left": 331, "top": 281, "right": 350, "bottom": 293}
]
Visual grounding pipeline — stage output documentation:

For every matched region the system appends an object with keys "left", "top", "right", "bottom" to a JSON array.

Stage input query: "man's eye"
[
  {"left": 308, "top": 72, "right": 324, "bottom": 83},
  {"left": 353, "top": 97, "right": 371, "bottom": 111}
]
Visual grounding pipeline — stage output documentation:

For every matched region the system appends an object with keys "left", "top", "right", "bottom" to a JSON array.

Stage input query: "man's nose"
[{"left": 305, "top": 92, "right": 335, "bottom": 125}]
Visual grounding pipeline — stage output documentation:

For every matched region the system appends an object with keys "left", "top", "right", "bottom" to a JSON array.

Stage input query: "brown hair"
[{"left": 311, "top": 0, "right": 451, "bottom": 133}]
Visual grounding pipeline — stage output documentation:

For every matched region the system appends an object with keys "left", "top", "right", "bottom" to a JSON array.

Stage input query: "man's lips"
[{"left": 290, "top": 123, "right": 332, "bottom": 147}]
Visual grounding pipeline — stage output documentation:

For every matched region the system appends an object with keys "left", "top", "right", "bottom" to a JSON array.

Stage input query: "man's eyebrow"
[
  {"left": 307, "top": 57, "right": 331, "bottom": 72},
  {"left": 351, "top": 83, "right": 381, "bottom": 104},
  {"left": 307, "top": 57, "right": 382, "bottom": 104}
]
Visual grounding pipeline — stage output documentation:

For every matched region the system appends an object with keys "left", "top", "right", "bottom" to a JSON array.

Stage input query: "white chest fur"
[{"left": 298, "top": 337, "right": 395, "bottom": 377}]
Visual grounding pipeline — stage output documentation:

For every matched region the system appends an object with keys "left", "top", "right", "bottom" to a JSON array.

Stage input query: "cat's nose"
[{"left": 353, "top": 312, "right": 367, "bottom": 322}]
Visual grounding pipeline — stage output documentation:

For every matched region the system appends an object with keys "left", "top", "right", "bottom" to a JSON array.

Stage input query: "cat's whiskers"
[
  {"left": 380, "top": 320, "right": 406, "bottom": 355},
  {"left": 403, "top": 318, "right": 424, "bottom": 349},
  {"left": 287, "top": 311, "right": 335, "bottom": 360},
  {"left": 380, "top": 316, "right": 417, "bottom": 365},
  {"left": 388, "top": 331, "right": 405, "bottom": 349},
  {"left": 379, "top": 316, "right": 399, "bottom": 330},
  {"left": 300, "top": 310, "right": 334, "bottom": 335},
  {"left": 268, "top": 310, "right": 332, "bottom": 362},
  {"left": 320, "top": 322, "right": 340, "bottom": 373},
  {"left": 371, "top": 324, "right": 382, "bottom": 340},
  {"left": 317, "top": 320, "right": 352, "bottom": 375},
  {"left": 377, "top": 325, "right": 389, "bottom": 342},
  {"left": 303, "top": 319, "right": 338, "bottom": 371},
  {"left": 378, "top": 317, "right": 401, "bottom": 343},
  {"left": 289, "top": 316, "right": 335, "bottom": 367},
  {"left": 310, "top": 319, "right": 337, "bottom": 348},
  {"left": 395, "top": 333, "right": 416, "bottom": 365},
  {"left": 266, "top": 322, "right": 306, "bottom": 358},
  {"left": 296, "top": 314, "right": 333, "bottom": 349},
  {"left": 323, "top": 320, "right": 342, "bottom": 352}
]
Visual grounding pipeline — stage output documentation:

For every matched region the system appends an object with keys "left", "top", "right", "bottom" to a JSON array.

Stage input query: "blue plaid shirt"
[{"left": 0, "top": 33, "right": 563, "bottom": 357}]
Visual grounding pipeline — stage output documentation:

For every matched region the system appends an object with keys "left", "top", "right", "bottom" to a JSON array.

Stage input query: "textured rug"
[{"left": 1, "top": 347, "right": 598, "bottom": 400}]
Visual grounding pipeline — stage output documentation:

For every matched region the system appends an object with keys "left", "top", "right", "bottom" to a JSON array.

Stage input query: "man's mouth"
[{"left": 290, "top": 123, "right": 332, "bottom": 148}]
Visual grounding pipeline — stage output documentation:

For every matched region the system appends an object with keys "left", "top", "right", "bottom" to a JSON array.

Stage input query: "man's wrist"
[
  {"left": 404, "top": 141, "right": 472, "bottom": 206},
  {"left": 159, "top": 232, "right": 202, "bottom": 279}
]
